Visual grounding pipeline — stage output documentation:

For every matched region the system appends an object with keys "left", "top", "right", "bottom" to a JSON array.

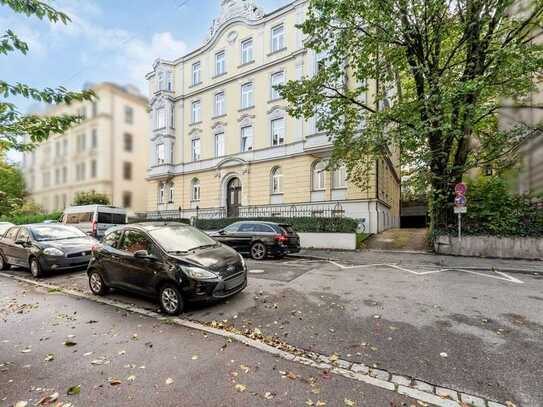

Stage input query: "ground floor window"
[
  {"left": 191, "top": 178, "right": 200, "bottom": 201},
  {"left": 312, "top": 160, "right": 326, "bottom": 190},
  {"left": 271, "top": 166, "right": 282, "bottom": 194}
]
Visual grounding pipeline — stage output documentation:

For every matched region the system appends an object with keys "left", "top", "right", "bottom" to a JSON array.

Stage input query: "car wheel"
[
  {"left": 159, "top": 284, "right": 184, "bottom": 316},
  {"left": 250, "top": 242, "right": 267, "bottom": 260},
  {"left": 0, "top": 253, "right": 10, "bottom": 270},
  {"left": 88, "top": 270, "right": 108, "bottom": 296},
  {"left": 29, "top": 257, "right": 44, "bottom": 278}
]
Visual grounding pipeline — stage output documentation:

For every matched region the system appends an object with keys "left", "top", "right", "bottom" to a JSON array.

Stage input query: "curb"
[{"left": 0, "top": 272, "right": 509, "bottom": 407}]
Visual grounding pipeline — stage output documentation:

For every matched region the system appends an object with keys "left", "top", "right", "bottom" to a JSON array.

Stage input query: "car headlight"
[
  {"left": 182, "top": 266, "right": 218, "bottom": 280},
  {"left": 43, "top": 248, "right": 64, "bottom": 256}
]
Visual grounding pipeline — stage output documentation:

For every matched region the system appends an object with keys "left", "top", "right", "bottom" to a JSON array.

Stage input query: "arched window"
[
  {"left": 332, "top": 164, "right": 347, "bottom": 189},
  {"left": 168, "top": 183, "right": 175, "bottom": 203},
  {"left": 191, "top": 178, "right": 200, "bottom": 202},
  {"left": 312, "top": 160, "right": 326, "bottom": 190},
  {"left": 158, "top": 182, "right": 165, "bottom": 204},
  {"left": 271, "top": 167, "right": 282, "bottom": 194}
]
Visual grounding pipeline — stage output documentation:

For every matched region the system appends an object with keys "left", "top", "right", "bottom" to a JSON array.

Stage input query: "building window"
[
  {"left": 55, "top": 168, "right": 60, "bottom": 185},
  {"left": 63, "top": 139, "right": 68, "bottom": 156},
  {"left": 191, "top": 178, "right": 200, "bottom": 201},
  {"left": 158, "top": 183, "right": 165, "bottom": 204},
  {"left": 125, "top": 106, "right": 134, "bottom": 124},
  {"left": 77, "top": 107, "right": 87, "bottom": 120},
  {"left": 215, "top": 51, "right": 225, "bottom": 76},
  {"left": 76, "top": 133, "right": 86, "bottom": 152},
  {"left": 271, "top": 117, "right": 285, "bottom": 146},
  {"left": 215, "top": 132, "right": 225, "bottom": 157},
  {"left": 192, "top": 61, "right": 201, "bottom": 85},
  {"left": 270, "top": 71, "right": 284, "bottom": 100},
  {"left": 191, "top": 100, "right": 201, "bottom": 123},
  {"left": 170, "top": 104, "right": 175, "bottom": 128},
  {"left": 214, "top": 92, "right": 225, "bottom": 116},
  {"left": 271, "top": 24, "right": 285, "bottom": 52},
  {"left": 271, "top": 166, "right": 282, "bottom": 194},
  {"left": 191, "top": 138, "right": 201, "bottom": 161},
  {"left": 123, "top": 162, "right": 132, "bottom": 180},
  {"left": 123, "top": 191, "right": 132, "bottom": 208},
  {"left": 332, "top": 164, "right": 347, "bottom": 189},
  {"left": 124, "top": 133, "right": 133, "bottom": 152},
  {"left": 155, "top": 107, "right": 166, "bottom": 129},
  {"left": 91, "top": 160, "right": 97, "bottom": 178},
  {"left": 55, "top": 141, "right": 61, "bottom": 157},
  {"left": 157, "top": 71, "right": 165, "bottom": 90},
  {"left": 312, "top": 160, "right": 326, "bottom": 190},
  {"left": 165, "top": 71, "right": 173, "bottom": 91},
  {"left": 241, "top": 38, "right": 253, "bottom": 64},
  {"left": 241, "top": 82, "right": 253, "bottom": 109},
  {"left": 92, "top": 101, "right": 98, "bottom": 117},
  {"left": 156, "top": 143, "right": 165, "bottom": 165},
  {"left": 168, "top": 183, "right": 175, "bottom": 203},
  {"left": 91, "top": 129, "right": 97, "bottom": 149},
  {"left": 62, "top": 166, "right": 67, "bottom": 184},
  {"left": 240, "top": 125, "right": 253, "bottom": 152}
]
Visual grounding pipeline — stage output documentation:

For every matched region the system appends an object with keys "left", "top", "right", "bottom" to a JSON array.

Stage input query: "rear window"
[
  {"left": 65, "top": 212, "right": 93, "bottom": 224},
  {"left": 279, "top": 224, "right": 295, "bottom": 234},
  {"left": 97, "top": 212, "right": 126, "bottom": 224}
]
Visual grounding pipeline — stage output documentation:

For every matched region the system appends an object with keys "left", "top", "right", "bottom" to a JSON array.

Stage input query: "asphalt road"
[
  {"left": 1, "top": 250, "right": 542, "bottom": 406},
  {"left": 0, "top": 277, "right": 415, "bottom": 407}
]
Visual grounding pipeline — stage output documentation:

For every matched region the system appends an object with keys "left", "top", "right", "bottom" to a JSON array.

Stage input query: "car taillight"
[
  {"left": 91, "top": 243, "right": 97, "bottom": 254},
  {"left": 274, "top": 234, "right": 288, "bottom": 243},
  {"left": 92, "top": 220, "right": 97, "bottom": 237}
]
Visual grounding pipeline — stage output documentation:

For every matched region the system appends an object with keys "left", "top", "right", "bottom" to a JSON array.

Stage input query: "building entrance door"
[{"left": 227, "top": 177, "right": 241, "bottom": 217}]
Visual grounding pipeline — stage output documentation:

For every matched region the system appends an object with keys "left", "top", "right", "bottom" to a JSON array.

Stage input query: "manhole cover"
[{"left": 249, "top": 269, "right": 265, "bottom": 274}]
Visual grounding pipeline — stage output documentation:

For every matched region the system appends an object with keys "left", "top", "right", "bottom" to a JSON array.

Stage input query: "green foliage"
[
  {"left": 0, "top": 0, "right": 95, "bottom": 151},
  {"left": 0, "top": 210, "right": 62, "bottom": 225},
  {"left": 73, "top": 192, "right": 111, "bottom": 206},
  {"left": 447, "top": 177, "right": 543, "bottom": 237},
  {"left": 281, "top": 0, "right": 543, "bottom": 230},
  {"left": 193, "top": 217, "right": 359, "bottom": 233},
  {"left": 0, "top": 159, "right": 25, "bottom": 216}
]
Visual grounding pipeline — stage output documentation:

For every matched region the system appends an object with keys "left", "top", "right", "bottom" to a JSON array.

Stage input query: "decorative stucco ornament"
[{"left": 207, "top": 0, "right": 264, "bottom": 40}]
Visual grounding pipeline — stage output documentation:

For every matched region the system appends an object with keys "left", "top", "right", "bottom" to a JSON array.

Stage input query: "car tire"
[
  {"left": 88, "top": 270, "right": 108, "bottom": 296},
  {"left": 250, "top": 242, "right": 267, "bottom": 260},
  {"left": 0, "top": 252, "right": 10, "bottom": 270},
  {"left": 159, "top": 284, "right": 184, "bottom": 316},
  {"left": 29, "top": 257, "right": 44, "bottom": 278}
]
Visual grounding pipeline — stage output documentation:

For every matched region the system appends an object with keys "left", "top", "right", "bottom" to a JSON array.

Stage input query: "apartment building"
[
  {"left": 22, "top": 82, "right": 149, "bottom": 214},
  {"left": 145, "top": 0, "right": 400, "bottom": 233}
]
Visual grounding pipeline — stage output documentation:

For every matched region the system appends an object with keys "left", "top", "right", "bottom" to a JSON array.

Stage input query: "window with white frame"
[
  {"left": 240, "top": 126, "right": 253, "bottom": 152},
  {"left": 215, "top": 132, "right": 225, "bottom": 157},
  {"left": 191, "top": 100, "right": 201, "bottom": 123},
  {"left": 271, "top": 167, "right": 282, "bottom": 194},
  {"left": 168, "top": 183, "right": 175, "bottom": 203},
  {"left": 91, "top": 129, "right": 97, "bottom": 149},
  {"left": 214, "top": 92, "right": 225, "bottom": 116},
  {"left": 271, "top": 24, "right": 285, "bottom": 52},
  {"left": 156, "top": 143, "right": 165, "bottom": 165},
  {"left": 125, "top": 106, "right": 134, "bottom": 124},
  {"left": 191, "top": 138, "right": 201, "bottom": 161},
  {"left": 241, "top": 39, "right": 253, "bottom": 64},
  {"left": 62, "top": 166, "right": 67, "bottom": 183},
  {"left": 62, "top": 139, "right": 68, "bottom": 156},
  {"left": 55, "top": 141, "right": 61, "bottom": 157},
  {"left": 165, "top": 71, "right": 173, "bottom": 91},
  {"left": 91, "top": 160, "right": 97, "bottom": 178},
  {"left": 156, "top": 107, "right": 166, "bottom": 129},
  {"left": 157, "top": 71, "right": 165, "bottom": 90},
  {"left": 158, "top": 183, "right": 165, "bottom": 204},
  {"left": 191, "top": 178, "right": 200, "bottom": 201},
  {"left": 312, "top": 160, "right": 326, "bottom": 190},
  {"left": 332, "top": 164, "right": 347, "bottom": 188},
  {"left": 270, "top": 71, "right": 284, "bottom": 100},
  {"left": 271, "top": 117, "right": 285, "bottom": 146},
  {"left": 241, "top": 82, "right": 253, "bottom": 109},
  {"left": 215, "top": 51, "right": 225, "bottom": 76},
  {"left": 192, "top": 62, "right": 201, "bottom": 85},
  {"left": 170, "top": 104, "right": 175, "bottom": 128}
]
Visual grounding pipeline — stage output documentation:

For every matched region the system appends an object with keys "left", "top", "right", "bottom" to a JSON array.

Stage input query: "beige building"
[
  {"left": 145, "top": 0, "right": 400, "bottom": 233},
  {"left": 22, "top": 82, "right": 149, "bottom": 214}
]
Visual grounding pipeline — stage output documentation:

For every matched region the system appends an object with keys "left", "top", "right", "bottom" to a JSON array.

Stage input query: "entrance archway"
[{"left": 226, "top": 177, "right": 242, "bottom": 217}]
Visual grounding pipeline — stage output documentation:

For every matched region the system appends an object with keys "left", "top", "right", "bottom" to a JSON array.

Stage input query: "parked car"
[
  {"left": 207, "top": 221, "right": 301, "bottom": 260},
  {"left": 87, "top": 223, "right": 247, "bottom": 315},
  {"left": 0, "top": 224, "right": 97, "bottom": 277},
  {"left": 0, "top": 222, "right": 14, "bottom": 235},
  {"left": 61, "top": 205, "right": 127, "bottom": 239}
]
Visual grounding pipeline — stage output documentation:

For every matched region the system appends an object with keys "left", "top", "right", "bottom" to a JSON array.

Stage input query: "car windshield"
[
  {"left": 149, "top": 225, "right": 219, "bottom": 253},
  {"left": 0, "top": 223, "right": 13, "bottom": 235},
  {"left": 30, "top": 225, "right": 87, "bottom": 241}
]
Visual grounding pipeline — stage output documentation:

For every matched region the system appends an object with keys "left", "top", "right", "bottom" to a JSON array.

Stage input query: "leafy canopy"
[
  {"left": 73, "top": 191, "right": 111, "bottom": 206},
  {"left": 0, "top": 0, "right": 95, "bottom": 152},
  {"left": 281, "top": 0, "right": 543, "bottom": 226}
]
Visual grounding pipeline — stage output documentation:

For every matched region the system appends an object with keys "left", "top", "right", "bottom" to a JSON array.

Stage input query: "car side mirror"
[
  {"left": 219, "top": 230, "right": 226, "bottom": 235},
  {"left": 134, "top": 250, "right": 150, "bottom": 258},
  {"left": 15, "top": 239, "right": 29, "bottom": 247}
]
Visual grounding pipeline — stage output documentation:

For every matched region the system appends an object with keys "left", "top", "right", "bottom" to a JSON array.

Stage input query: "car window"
[
  {"left": 65, "top": 212, "right": 93, "bottom": 224},
  {"left": 256, "top": 224, "right": 275, "bottom": 233},
  {"left": 17, "top": 228, "right": 30, "bottom": 242},
  {"left": 103, "top": 230, "right": 123, "bottom": 248},
  {"left": 5, "top": 227, "right": 19, "bottom": 241},
  {"left": 224, "top": 223, "right": 240, "bottom": 233},
  {"left": 279, "top": 224, "right": 294, "bottom": 234},
  {"left": 118, "top": 230, "right": 153, "bottom": 254},
  {"left": 239, "top": 223, "right": 256, "bottom": 232},
  {"left": 97, "top": 212, "right": 127, "bottom": 224}
]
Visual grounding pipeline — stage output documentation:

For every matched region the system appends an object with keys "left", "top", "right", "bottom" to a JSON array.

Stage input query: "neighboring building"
[
  {"left": 144, "top": 0, "right": 400, "bottom": 233},
  {"left": 22, "top": 82, "right": 149, "bottom": 214}
]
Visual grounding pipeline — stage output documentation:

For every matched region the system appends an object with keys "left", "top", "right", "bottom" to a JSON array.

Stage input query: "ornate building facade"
[{"left": 145, "top": 0, "right": 400, "bottom": 233}]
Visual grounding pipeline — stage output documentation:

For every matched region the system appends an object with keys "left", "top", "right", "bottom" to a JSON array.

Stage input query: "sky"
[{"left": 1, "top": 0, "right": 291, "bottom": 162}]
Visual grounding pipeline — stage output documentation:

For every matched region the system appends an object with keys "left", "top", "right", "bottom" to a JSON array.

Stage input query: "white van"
[{"left": 61, "top": 205, "right": 127, "bottom": 239}]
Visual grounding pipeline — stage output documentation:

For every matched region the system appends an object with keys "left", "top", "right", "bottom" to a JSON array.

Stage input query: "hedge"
[
  {"left": 0, "top": 211, "right": 63, "bottom": 225},
  {"left": 193, "top": 217, "right": 358, "bottom": 233}
]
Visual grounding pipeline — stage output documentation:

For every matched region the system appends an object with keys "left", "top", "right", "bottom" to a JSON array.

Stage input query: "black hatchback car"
[
  {"left": 0, "top": 224, "right": 96, "bottom": 277},
  {"left": 87, "top": 223, "right": 247, "bottom": 315},
  {"left": 207, "top": 221, "right": 301, "bottom": 260}
]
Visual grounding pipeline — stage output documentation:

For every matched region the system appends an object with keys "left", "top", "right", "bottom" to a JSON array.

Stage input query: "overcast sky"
[{"left": 1, "top": 0, "right": 291, "bottom": 162}]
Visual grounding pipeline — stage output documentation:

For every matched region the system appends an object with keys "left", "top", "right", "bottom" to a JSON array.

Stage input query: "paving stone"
[
  {"left": 391, "top": 374, "right": 412, "bottom": 386},
  {"left": 412, "top": 380, "right": 435, "bottom": 393},
  {"left": 397, "top": 386, "right": 460, "bottom": 407},
  {"left": 351, "top": 363, "right": 369, "bottom": 374},
  {"left": 335, "top": 359, "right": 352, "bottom": 369},
  {"left": 318, "top": 355, "right": 331, "bottom": 364},
  {"left": 487, "top": 401, "right": 506, "bottom": 407},
  {"left": 460, "top": 393, "right": 487, "bottom": 407},
  {"left": 436, "top": 387, "right": 459, "bottom": 401},
  {"left": 369, "top": 368, "right": 390, "bottom": 381}
]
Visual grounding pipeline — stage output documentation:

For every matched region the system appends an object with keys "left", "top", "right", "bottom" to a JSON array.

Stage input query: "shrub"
[
  {"left": 194, "top": 217, "right": 358, "bottom": 233},
  {"left": 0, "top": 211, "right": 63, "bottom": 225},
  {"left": 73, "top": 192, "right": 110, "bottom": 206}
]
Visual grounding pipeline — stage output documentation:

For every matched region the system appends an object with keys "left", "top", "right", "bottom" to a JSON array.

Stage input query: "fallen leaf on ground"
[
  {"left": 305, "top": 400, "right": 314, "bottom": 406},
  {"left": 63, "top": 341, "right": 77, "bottom": 347},
  {"left": 66, "top": 385, "right": 80, "bottom": 395},
  {"left": 21, "top": 347, "right": 32, "bottom": 353},
  {"left": 234, "top": 384, "right": 246, "bottom": 392},
  {"left": 286, "top": 371, "right": 297, "bottom": 380},
  {"left": 264, "top": 392, "right": 274, "bottom": 400},
  {"left": 240, "top": 364, "right": 250, "bottom": 373},
  {"left": 344, "top": 399, "right": 355, "bottom": 406},
  {"left": 83, "top": 352, "right": 93, "bottom": 357},
  {"left": 192, "top": 355, "right": 199, "bottom": 360},
  {"left": 166, "top": 378, "right": 174, "bottom": 385},
  {"left": 109, "top": 378, "right": 122, "bottom": 386},
  {"left": 118, "top": 350, "right": 126, "bottom": 356},
  {"left": 44, "top": 353, "right": 54, "bottom": 362},
  {"left": 316, "top": 401, "right": 326, "bottom": 406},
  {"left": 440, "top": 352, "right": 448, "bottom": 358},
  {"left": 14, "top": 402, "right": 28, "bottom": 407},
  {"left": 37, "top": 392, "right": 59, "bottom": 405},
  {"left": 127, "top": 375, "right": 136, "bottom": 382}
]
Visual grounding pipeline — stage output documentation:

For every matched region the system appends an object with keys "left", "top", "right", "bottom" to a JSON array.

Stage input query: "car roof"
[
  {"left": 232, "top": 221, "right": 287, "bottom": 226},
  {"left": 106, "top": 222, "right": 191, "bottom": 233}
]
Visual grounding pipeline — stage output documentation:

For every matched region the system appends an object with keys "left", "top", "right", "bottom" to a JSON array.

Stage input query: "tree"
[
  {"left": 1, "top": 0, "right": 95, "bottom": 152},
  {"left": 0, "top": 156, "right": 25, "bottom": 216},
  {"left": 281, "top": 0, "right": 543, "bottom": 231},
  {"left": 73, "top": 192, "right": 111, "bottom": 206}
]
